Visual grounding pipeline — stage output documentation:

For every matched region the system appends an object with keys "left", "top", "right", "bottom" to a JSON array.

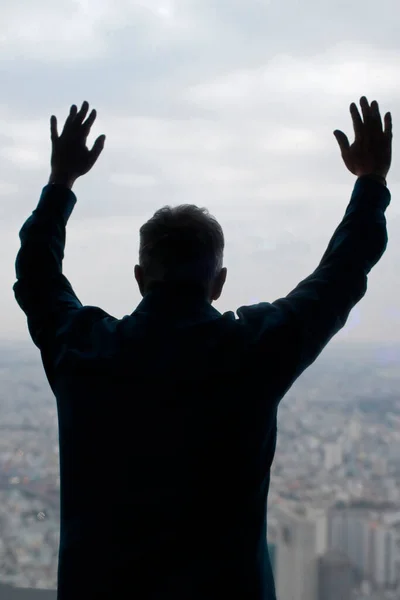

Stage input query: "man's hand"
[
  {"left": 333, "top": 96, "right": 392, "bottom": 181},
  {"left": 49, "top": 101, "right": 106, "bottom": 189}
]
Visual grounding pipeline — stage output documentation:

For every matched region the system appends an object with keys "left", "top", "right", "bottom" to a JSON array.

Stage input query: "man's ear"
[
  {"left": 211, "top": 267, "right": 227, "bottom": 302},
  {"left": 134, "top": 265, "right": 145, "bottom": 296}
]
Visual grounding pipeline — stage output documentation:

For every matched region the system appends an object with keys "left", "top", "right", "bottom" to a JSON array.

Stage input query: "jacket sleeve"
[
  {"left": 13, "top": 183, "right": 83, "bottom": 352},
  {"left": 237, "top": 176, "right": 391, "bottom": 394}
]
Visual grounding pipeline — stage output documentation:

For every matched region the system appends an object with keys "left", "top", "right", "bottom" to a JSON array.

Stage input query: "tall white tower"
[{"left": 275, "top": 504, "right": 325, "bottom": 600}]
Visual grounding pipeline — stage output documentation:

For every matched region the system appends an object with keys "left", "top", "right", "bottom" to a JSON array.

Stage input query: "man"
[{"left": 14, "top": 97, "right": 392, "bottom": 600}]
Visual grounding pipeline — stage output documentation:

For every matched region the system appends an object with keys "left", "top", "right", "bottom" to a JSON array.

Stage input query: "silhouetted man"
[{"left": 14, "top": 97, "right": 392, "bottom": 600}]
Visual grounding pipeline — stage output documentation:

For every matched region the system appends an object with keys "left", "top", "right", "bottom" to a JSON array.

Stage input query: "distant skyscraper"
[
  {"left": 328, "top": 507, "right": 370, "bottom": 576},
  {"left": 275, "top": 504, "right": 324, "bottom": 600},
  {"left": 318, "top": 551, "right": 354, "bottom": 600},
  {"left": 328, "top": 506, "right": 400, "bottom": 589},
  {"left": 368, "top": 521, "right": 398, "bottom": 588},
  {"left": 324, "top": 442, "right": 342, "bottom": 471},
  {"left": 349, "top": 419, "right": 361, "bottom": 442}
]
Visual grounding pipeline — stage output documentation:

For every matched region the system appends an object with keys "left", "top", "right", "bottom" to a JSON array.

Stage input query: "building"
[
  {"left": 318, "top": 550, "right": 354, "bottom": 600},
  {"left": 368, "top": 521, "right": 399, "bottom": 588},
  {"left": 328, "top": 506, "right": 370, "bottom": 576},
  {"left": 275, "top": 504, "right": 326, "bottom": 600},
  {"left": 324, "top": 442, "right": 342, "bottom": 471},
  {"left": 328, "top": 505, "right": 400, "bottom": 589},
  {"left": 348, "top": 419, "right": 361, "bottom": 442}
]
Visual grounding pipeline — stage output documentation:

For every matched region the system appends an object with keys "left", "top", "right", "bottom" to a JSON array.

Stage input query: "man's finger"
[
  {"left": 350, "top": 102, "right": 364, "bottom": 140},
  {"left": 88, "top": 134, "right": 106, "bottom": 168},
  {"left": 61, "top": 105, "right": 78, "bottom": 135},
  {"left": 370, "top": 100, "right": 383, "bottom": 132},
  {"left": 360, "top": 96, "right": 372, "bottom": 128},
  {"left": 75, "top": 101, "right": 89, "bottom": 127},
  {"left": 384, "top": 112, "right": 393, "bottom": 139},
  {"left": 82, "top": 109, "right": 97, "bottom": 136},
  {"left": 50, "top": 116, "right": 58, "bottom": 142},
  {"left": 333, "top": 130, "right": 350, "bottom": 154}
]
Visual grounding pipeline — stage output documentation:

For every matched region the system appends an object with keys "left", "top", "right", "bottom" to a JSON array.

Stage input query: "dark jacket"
[{"left": 13, "top": 176, "right": 391, "bottom": 600}]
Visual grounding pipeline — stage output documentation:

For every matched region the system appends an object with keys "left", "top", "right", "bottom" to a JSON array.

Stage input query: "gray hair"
[{"left": 139, "top": 204, "right": 224, "bottom": 286}]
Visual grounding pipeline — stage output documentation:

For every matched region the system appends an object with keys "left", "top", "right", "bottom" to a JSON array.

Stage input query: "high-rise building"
[
  {"left": 328, "top": 506, "right": 400, "bottom": 589},
  {"left": 328, "top": 507, "right": 370, "bottom": 576},
  {"left": 318, "top": 551, "right": 354, "bottom": 600},
  {"left": 275, "top": 504, "right": 326, "bottom": 600},
  {"left": 348, "top": 419, "right": 361, "bottom": 442},
  {"left": 324, "top": 442, "right": 342, "bottom": 471},
  {"left": 368, "top": 521, "right": 398, "bottom": 588}
]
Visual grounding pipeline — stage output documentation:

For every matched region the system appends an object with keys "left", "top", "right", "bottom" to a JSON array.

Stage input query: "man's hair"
[{"left": 139, "top": 204, "right": 224, "bottom": 287}]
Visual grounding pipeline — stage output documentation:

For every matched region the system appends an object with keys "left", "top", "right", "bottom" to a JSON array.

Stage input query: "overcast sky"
[{"left": 0, "top": 0, "right": 399, "bottom": 344}]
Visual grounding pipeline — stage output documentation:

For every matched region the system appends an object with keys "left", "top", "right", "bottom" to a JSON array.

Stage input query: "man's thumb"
[
  {"left": 333, "top": 130, "right": 349, "bottom": 153},
  {"left": 88, "top": 135, "right": 106, "bottom": 168}
]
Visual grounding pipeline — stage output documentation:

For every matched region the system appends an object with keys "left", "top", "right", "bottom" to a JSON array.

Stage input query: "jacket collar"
[{"left": 132, "top": 281, "right": 221, "bottom": 320}]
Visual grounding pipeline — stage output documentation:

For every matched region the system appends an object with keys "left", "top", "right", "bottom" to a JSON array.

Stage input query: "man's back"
[{"left": 54, "top": 286, "right": 285, "bottom": 599}]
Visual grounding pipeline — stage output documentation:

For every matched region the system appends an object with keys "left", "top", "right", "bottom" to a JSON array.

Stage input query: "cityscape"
[{"left": 0, "top": 339, "right": 399, "bottom": 600}]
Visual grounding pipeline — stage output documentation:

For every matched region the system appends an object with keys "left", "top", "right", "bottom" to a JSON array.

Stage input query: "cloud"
[
  {"left": 0, "top": 181, "right": 19, "bottom": 196},
  {"left": 0, "top": 0, "right": 399, "bottom": 341},
  {"left": 185, "top": 43, "right": 400, "bottom": 117},
  {"left": 0, "top": 1, "right": 107, "bottom": 62},
  {"left": 109, "top": 173, "right": 159, "bottom": 188},
  {"left": 0, "top": 0, "right": 199, "bottom": 64}
]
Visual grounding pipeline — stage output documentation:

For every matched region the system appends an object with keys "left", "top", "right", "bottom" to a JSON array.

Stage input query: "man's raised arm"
[
  {"left": 271, "top": 173, "right": 390, "bottom": 379},
  {"left": 271, "top": 96, "right": 393, "bottom": 378},
  {"left": 14, "top": 183, "right": 81, "bottom": 351},
  {"left": 13, "top": 101, "right": 106, "bottom": 351},
  {"left": 237, "top": 97, "right": 393, "bottom": 393}
]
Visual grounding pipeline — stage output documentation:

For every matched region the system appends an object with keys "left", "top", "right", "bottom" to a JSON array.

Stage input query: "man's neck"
[{"left": 145, "top": 280, "right": 210, "bottom": 302}]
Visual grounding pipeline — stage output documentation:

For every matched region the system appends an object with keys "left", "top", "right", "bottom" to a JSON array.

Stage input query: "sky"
[{"left": 0, "top": 0, "right": 399, "bottom": 343}]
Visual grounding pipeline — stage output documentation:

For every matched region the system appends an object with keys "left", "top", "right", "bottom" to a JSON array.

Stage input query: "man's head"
[{"left": 134, "top": 204, "right": 227, "bottom": 303}]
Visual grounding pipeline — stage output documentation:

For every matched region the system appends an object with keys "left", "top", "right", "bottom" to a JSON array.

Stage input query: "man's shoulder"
[
  {"left": 72, "top": 305, "right": 116, "bottom": 325},
  {"left": 70, "top": 302, "right": 286, "bottom": 327},
  {"left": 62, "top": 305, "right": 118, "bottom": 344},
  {"left": 66, "top": 302, "right": 289, "bottom": 346},
  {"left": 235, "top": 302, "right": 286, "bottom": 329}
]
